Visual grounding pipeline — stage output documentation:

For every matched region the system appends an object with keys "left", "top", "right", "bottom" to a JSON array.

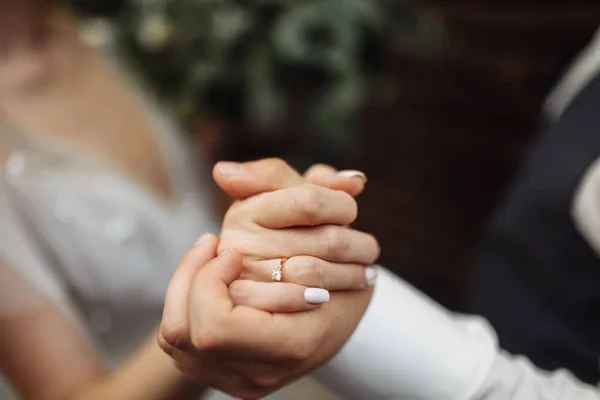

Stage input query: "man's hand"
[
  {"left": 159, "top": 159, "right": 377, "bottom": 398},
  {"left": 213, "top": 159, "right": 367, "bottom": 199},
  {"left": 212, "top": 159, "right": 378, "bottom": 312},
  {"left": 159, "top": 234, "right": 374, "bottom": 399}
]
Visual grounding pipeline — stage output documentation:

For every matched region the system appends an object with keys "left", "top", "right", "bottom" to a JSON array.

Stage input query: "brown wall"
[{"left": 351, "top": 1, "right": 600, "bottom": 308}]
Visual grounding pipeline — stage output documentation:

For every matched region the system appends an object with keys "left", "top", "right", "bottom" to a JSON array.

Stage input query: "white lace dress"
[
  {"left": 8, "top": 18, "right": 600, "bottom": 400},
  {"left": 0, "top": 26, "right": 336, "bottom": 398},
  {"left": 0, "top": 93, "right": 208, "bottom": 393}
]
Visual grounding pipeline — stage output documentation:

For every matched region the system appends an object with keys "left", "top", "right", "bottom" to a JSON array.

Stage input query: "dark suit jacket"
[{"left": 467, "top": 71, "right": 600, "bottom": 384}]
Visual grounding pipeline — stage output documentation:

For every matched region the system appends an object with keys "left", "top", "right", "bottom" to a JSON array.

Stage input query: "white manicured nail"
[
  {"left": 338, "top": 170, "right": 367, "bottom": 182},
  {"left": 365, "top": 267, "right": 378, "bottom": 286},
  {"left": 304, "top": 288, "right": 330, "bottom": 305}
]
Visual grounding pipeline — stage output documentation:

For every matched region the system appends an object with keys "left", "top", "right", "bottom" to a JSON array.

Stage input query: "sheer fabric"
[
  {"left": 0, "top": 19, "right": 223, "bottom": 398},
  {"left": 0, "top": 177, "right": 69, "bottom": 318}
]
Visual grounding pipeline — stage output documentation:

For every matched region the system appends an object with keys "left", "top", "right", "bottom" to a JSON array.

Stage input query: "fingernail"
[
  {"left": 304, "top": 288, "right": 330, "bottom": 305},
  {"left": 338, "top": 170, "right": 367, "bottom": 183},
  {"left": 217, "top": 162, "right": 245, "bottom": 176},
  {"left": 365, "top": 267, "right": 378, "bottom": 286},
  {"left": 195, "top": 233, "right": 212, "bottom": 246}
]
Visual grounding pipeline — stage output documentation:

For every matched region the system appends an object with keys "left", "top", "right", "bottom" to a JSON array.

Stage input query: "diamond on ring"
[
  {"left": 271, "top": 257, "right": 288, "bottom": 282},
  {"left": 272, "top": 270, "right": 282, "bottom": 281}
]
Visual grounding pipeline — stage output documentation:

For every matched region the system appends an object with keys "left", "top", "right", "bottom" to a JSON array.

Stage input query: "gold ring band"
[{"left": 272, "top": 257, "right": 289, "bottom": 282}]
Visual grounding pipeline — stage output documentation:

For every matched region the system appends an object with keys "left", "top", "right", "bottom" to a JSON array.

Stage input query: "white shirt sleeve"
[
  {"left": 313, "top": 268, "right": 600, "bottom": 400},
  {"left": 475, "top": 350, "right": 600, "bottom": 400}
]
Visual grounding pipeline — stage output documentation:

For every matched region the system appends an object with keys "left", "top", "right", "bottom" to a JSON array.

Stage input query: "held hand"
[
  {"left": 213, "top": 159, "right": 379, "bottom": 312},
  {"left": 159, "top": 235, "right": 373, "bottom": 399},
  {"left": 214, "top": 158, "right": 367, "bottom": 199}
]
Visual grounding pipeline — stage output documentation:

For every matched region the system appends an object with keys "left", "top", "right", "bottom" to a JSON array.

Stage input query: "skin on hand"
[
  {"left": 159, "top": 235, "right": 373, "bottom": 400},
  {"left": 158, "top": 159, "right": 377, "bottom": 398},
  {"left": 212, "top": 159, "right": 379, "bottom": 311},
  {"left": 213, "top": 159, "right": 367, "bottom": 199}
]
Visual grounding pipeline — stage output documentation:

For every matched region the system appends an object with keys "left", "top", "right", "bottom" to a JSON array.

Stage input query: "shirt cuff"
[{"left": 314, "top": 267, "right": 498, "bottom": 400}]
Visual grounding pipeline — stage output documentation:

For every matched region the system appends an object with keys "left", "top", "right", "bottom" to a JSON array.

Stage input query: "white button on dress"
[
  {"left": 105, "top": 215, "right": 139, "bottom": 244},
  {"left": 5, "top": 152, "right": 26, "bottom": 177}
]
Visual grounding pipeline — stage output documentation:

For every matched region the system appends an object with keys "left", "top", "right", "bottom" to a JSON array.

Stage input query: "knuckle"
[
  {"left": 159, "top": 323, "right": 188, "bottom": 351},
  {"left": 294, "top": 257, "right": 325, "bottom": 288},
  {"left": 304, "top": 163, "right": 330, "bottom": 179},
  {"left": 288, "top": 338, "right": 318, "bottom": 362},
  {"left": 323, "top": 227, "right": 348, "bottom": 257},
  {"left": 239, "top": 259, "right": 263, "bottom": 280},
  {"left": 295, "top": 185, "right": 325, "bottom": 223},
  {"left": 228, "top": 281, "right": 249, "bottom": 305},
  {"left": 224, "top": 201, "right": 267, "bottom": 234},
  {"left": 223, "top": 201, "right": 244, "bottom": 224},
  {"left": 264, "top": 158, "right": 290, "bottom": 181},
  {"left": 157, "top": 332, "right": 174, "bottom": 355},
  {"left": 265, "top": 157, "right": 287, "bottom": 171},
  {"left": 190, "top": 322, "right": 229, "bottom": 351},
  {"left": 275, "top": 337, "right": 319, "bottom": 363}
]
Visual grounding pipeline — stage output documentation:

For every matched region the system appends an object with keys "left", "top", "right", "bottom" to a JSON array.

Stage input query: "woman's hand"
[
  {"left": 213, "top": 159, "right": 379, "bottom": 312},
  {"left": 159, "top": 234, "right": 373, "bottom": 400}
]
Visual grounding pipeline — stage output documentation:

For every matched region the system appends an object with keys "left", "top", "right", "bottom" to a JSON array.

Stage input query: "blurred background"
[
  {"left": 70, "top": 0, "right": 600, "bottom": 308},
  {"left": 4, "top": 1, "right": 600, "bottom": 399}
]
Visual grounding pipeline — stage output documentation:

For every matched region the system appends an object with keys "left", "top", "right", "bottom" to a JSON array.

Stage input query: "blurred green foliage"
[{"left": 69, "top": 0, "right": 444, "bottom": 160}]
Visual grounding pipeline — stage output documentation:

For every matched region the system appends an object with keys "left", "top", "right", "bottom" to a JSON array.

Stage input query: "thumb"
[
  {"left": 160, "top": 233, "right": 219, "bottom": 350},
  {"left": 190, "top": 249, "right": 244, "bottom": 314},
  {"left": 213, "top": 158, "right": 304, "bottom": 200}
]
